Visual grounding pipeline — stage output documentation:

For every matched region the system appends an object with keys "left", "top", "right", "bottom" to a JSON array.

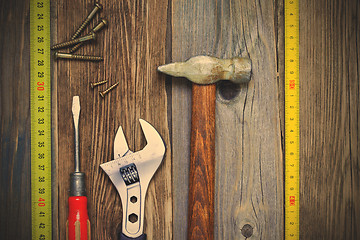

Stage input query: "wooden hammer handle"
[{"left": 188, "top": 84, "right": 216, "bottom": 240}]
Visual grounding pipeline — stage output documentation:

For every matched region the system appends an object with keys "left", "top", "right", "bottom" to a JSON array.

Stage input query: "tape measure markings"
[
  {"left": 285, "top": 0, "right": 299, "bottom": 239},
  {"left": 30, "top": 0, "right": 52, "bottom": 239}
]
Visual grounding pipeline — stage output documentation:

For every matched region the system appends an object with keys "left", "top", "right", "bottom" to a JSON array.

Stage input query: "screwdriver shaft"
[
  {"left": 68, "top": 96, "right": 90, "bottom": 240},
  {"left": 72, "top": 96, "right": 80, "bottom": 172}
]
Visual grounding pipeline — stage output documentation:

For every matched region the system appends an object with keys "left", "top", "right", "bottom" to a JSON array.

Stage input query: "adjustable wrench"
[{"left": 100, "top": 119, "right": 166, "bottom": 240}]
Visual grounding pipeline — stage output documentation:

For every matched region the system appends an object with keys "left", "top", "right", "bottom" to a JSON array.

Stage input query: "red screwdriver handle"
[{"left": 67, "top": 196, "right": 91, "bottom": 240}]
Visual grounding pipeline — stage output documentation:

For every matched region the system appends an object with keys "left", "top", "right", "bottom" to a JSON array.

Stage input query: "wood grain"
[
  {"left": 299, "top": 0, "right": 360, "bottom": 239},
  {"left": 171, "top": 1, "right": 283, "bottom": 240},
  {"left": 1, "top": 0, "right": 360, "bottom": 239},
  {"left": 170, "top": 1, "right": 219, "bottom": 238},
  {"left": 188, "top": 84, "right": 216, "bottom": 240},
  {"left": 0, "top": 0, "right": 31, "bottom": 239},
  {"left": 215, "top": 1, "right": 284, "bottom": 239},
  {"left": 54, "top": 0, "right": 171, "bottom": 239}
]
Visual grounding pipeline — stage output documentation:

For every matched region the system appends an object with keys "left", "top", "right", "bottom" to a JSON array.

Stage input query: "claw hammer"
[{"left": 158, "top": 55, "right": 251, "bottom": 239}]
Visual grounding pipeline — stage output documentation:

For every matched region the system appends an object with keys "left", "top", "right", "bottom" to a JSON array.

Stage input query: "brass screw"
[
  {"left": 90, "top": 80, "right": 107, "bottom": 88},
  {"left": 71, "top": 2, "right": 103, "bottom": 40},
  {"left": 99, "top": 82, "right": 119, "bottom": 98},
  {"left": 55, "top": 52, "right": 103, "bottom": 61},
  {"left": 70, "top": 19, "right": 108, "bottom": 53},
  {"left": 51, "top": 32, "right": 96, "bottom": 50},
  {"left": 92, "top": 19, "right": 108, "bottom": 33}
]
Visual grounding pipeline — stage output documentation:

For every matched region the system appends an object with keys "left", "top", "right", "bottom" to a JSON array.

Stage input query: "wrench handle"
[
  {"left": 188, "top": 84, "right": 216, "bottom": 240},
  {"left": 119, "top": 233, "right": 146, "bottom": 240}
]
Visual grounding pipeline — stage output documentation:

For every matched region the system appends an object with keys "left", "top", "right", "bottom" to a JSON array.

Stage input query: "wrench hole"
[
  {"left": 129, "top": 213, "right": 138, "bottom": 223},
  {"left": 130, "top": 196, "right": 137, "bottom": 203}
]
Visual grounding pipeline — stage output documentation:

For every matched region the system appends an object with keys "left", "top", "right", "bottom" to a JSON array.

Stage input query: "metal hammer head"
[{"left": 157, "top": 55, "right": 252, "bottom": 85}]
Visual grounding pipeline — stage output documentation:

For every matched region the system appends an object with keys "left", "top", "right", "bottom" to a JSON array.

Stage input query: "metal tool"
[
  {"left": 158, "top": 55, "right": 251, "bottom": 239},
  {"left": 100, "top": 119, "right": 166, "bottom": 240},
  {"left": 157, "top": 55, "right": 251, "bottom": 84},
  {"left": 99, "top": 82, "right": 119, "bottom": 97},
  {"left": 71, "top": 2, "right": 103, "bottom": 40},
  {"left": 70, "top": 19, "right": 108, "bottom": 53},
  {"left": 51, "top": 32, "right": 96, "bottom": 50},
  {"left": 67, "top": 96, "right": 91, "bottom": 240},
  {"left": 54, "top": 52, "right": 103, "bottom": 61}
]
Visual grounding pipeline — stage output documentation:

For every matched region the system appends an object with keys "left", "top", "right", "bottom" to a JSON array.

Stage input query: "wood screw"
[
  {"left": 54, "top": 52, "right": 103, "bottom": 61},
  {"left": 90, "top": 80, "right": 107, "bottom": 89},
  {"left": 70, "top": 19, "right": 108, "bottom": 53},
  {"left": 99, "top": 82, "right": 119, "bottom": 98},
  {"left": 51, "top": 32, "right": 96, "bottom": 50},
  {"left": 71, "top": 2, "right": 103, "bottom": 40}
]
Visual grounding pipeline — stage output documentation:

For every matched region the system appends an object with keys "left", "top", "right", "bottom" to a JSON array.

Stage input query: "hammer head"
[{"left": 157, "top": 55, "right": 252, "bottom": 85}]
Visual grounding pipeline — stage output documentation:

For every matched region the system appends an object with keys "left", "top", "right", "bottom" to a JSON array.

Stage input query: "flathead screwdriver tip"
[{"left": 72, "top": 96, "right": 80, "bottom": 114}]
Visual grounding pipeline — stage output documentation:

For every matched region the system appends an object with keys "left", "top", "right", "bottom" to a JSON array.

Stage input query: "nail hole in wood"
[
  {"left": 241, "top": 224, "right": 253, "bottom": 238},
  {"left": 218, "top": 81, "right": 242, "bottom": 100}
]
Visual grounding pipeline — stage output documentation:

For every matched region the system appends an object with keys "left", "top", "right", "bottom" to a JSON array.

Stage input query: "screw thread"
[
  {"left": 71, "top": 54, "right": 103, "bottom": 61},
  {"left": 51, "top": 33, "right": 95, "bottom": 50},
  {"left": 69, "top": 43, "right": 83, "bottom": 53},
  {"left": 71, "top": 3, "right": 103, "bottom": 39},
  {"left": 90, "top": 80, "right": 107, "bottom": 88},
  {"left": 99, "top": 82, "right": 119, "bottom": 97},
  {"left": 71, "top": 18, "right": 92, "bottom": 40},
  {"left": 55, "top": 52, "right": 103, "bottom": 61},
  {"left": 70, "top": 19, "right": 107, "bottom": 53}
]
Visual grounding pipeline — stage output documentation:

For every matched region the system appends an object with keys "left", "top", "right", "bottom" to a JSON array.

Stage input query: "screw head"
[
  {"left": 101, "top": 19, "right": 108, "bottom": 26},
  {"left": 95, "top": 2, "right": 103, "bottom": 10},
  {"left": 90, "top": 32, "right": 96, "bottom": 40}
]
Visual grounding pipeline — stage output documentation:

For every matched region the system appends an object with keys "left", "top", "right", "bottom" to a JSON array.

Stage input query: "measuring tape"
[
  {"left": 285, "top": 0, "right": 299, "bottom": 239},
  {"left": 30, "top": 0, "right": 52, "bottom": 239}
]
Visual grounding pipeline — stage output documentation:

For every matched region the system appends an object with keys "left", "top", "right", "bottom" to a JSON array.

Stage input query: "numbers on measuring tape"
[
  {"left": 285, "top": 0, "right": 299, "bottom": 239},
  {"left": 31, "top": 0, "right": 51, "bottom": 239}
]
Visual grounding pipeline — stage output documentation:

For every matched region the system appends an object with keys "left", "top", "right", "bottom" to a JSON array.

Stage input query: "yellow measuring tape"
[
  {"left": 285, "top": 0, "right": 299, "bottom": 239},
  {"left": 30, "top": 0, "right": 52, "bottom": 239}
]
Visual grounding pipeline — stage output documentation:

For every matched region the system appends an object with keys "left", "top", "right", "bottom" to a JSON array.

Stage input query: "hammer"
[{"left": 158, "top": 55, "right": 252, "bottom": 239}]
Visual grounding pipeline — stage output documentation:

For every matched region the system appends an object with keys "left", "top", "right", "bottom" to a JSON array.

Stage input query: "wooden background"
[{"left": 0, "top": 0, "right": 359, "bottom": 239}]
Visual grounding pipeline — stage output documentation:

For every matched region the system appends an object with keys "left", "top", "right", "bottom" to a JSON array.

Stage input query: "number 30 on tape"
[{"left": 30, "top": 0, "right": 52, "bottom": 239}]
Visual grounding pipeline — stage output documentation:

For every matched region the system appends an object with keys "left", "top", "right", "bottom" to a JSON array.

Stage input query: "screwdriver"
[{"left": 67, "top": 96, "right": 90, "bottom": 240}]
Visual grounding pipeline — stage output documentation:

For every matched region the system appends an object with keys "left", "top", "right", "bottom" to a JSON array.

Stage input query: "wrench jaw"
[
  {"left": 100, "top": 119, "right": 166, "bottom": 239},
  {"left": 114, "top": 126, "right": 132, "bottom": 158}
]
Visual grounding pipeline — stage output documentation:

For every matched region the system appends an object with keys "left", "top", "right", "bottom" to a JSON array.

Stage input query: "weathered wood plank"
[
  {"left": 0, "top": 0, "right": 31, "bottom": 239},
  {"left": 171, "top": 0, "right": 283, "bottom": 239},
  {"left": 215, "top": 1, "right": 283, "bottom": 239},
  {"left": 170, "top": 1, "right": 218, "bottom": 239},
  {"left": 299, "top": 0, "right": 360, "bottom": 239},
  {"left": 55, "top": 0, "right": 171, "bottom": 239},
  {"left": 2, "top": 0, "right": 360, "bottom": 239}
]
